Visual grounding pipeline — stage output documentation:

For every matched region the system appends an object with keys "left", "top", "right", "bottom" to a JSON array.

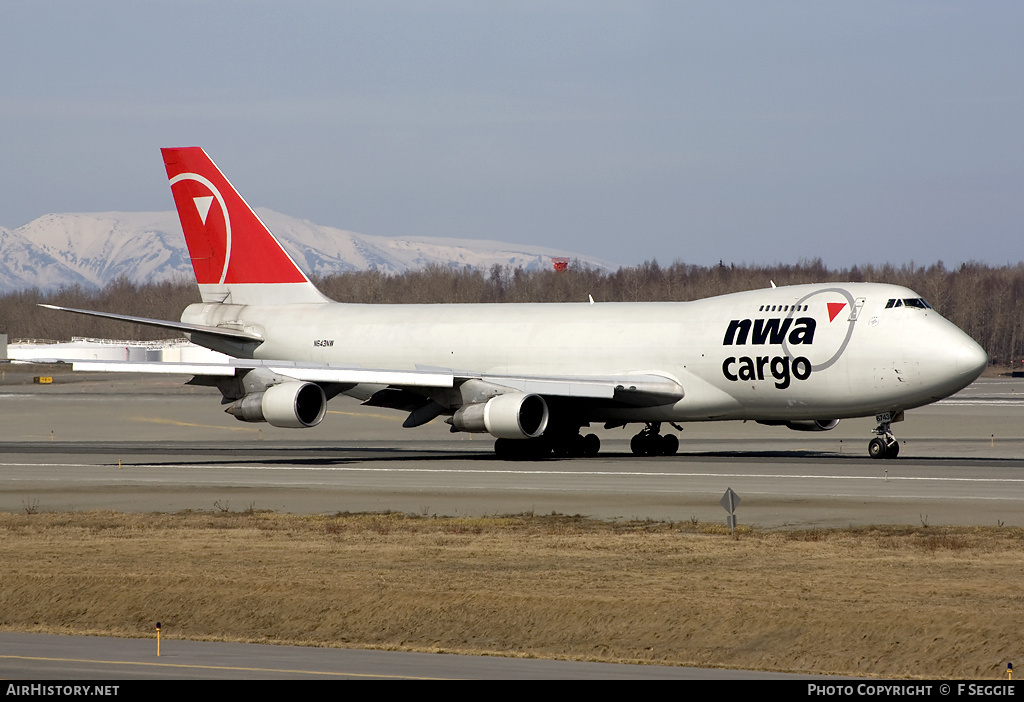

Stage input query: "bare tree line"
[{"left": 3, "top": 259, "right": 1023, "bottom": 366}]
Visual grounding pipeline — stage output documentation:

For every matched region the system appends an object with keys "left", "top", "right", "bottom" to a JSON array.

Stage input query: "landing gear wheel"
[
  {"left": 661, "top": 434, "right": 679, "bottom": 456},
  {"left": 868, "top": 437, "right": 888, "bottom": 459},
  {"left": 868, "top": 436, "right": 899, "bottom": 459},
  {"left": 630, "top": 423, "right": 679, "bottom": 456},
  {"left": 630, "top": 433, "right": 648, "bottom": 456},
  {"left": 545, "top": 430, "right": 601, "bottom": 458}
]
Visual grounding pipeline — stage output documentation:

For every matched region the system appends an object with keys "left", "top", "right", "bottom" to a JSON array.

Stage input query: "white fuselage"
[{"left": 181, "top": 282, "right": 987, "bottom": 424}]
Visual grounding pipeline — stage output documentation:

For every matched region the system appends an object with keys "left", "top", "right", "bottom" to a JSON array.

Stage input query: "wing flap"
[{"left": 470, "top": 372, "right": 684, "bottom": 405}]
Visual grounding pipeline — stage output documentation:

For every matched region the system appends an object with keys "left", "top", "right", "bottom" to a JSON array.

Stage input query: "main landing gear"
[
  {"left": 868, "top": 415, "right": 900, "bottom": 459},
  {"left": 493, "top": 431, "right": 600, "bottom": 459},
  {"left": 552, "top": 431, "right": 601, "bottom": 458},
  {"left": 630, "top": 422, "right": 679, "bottom": 457},
  {"left": 494, "top": 424, "right": 682, "bottom": 459}
]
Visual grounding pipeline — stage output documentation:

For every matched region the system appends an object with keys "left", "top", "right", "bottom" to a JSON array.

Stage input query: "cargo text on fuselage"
[{"left": 722, "top": 317, "right": 817, "bottom": 390}]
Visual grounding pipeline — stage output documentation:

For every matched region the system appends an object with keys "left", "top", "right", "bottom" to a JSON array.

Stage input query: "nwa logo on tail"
[
  {"left": 720, "top": 307, "right": 846, "bottom": 389},
  {"left": 162, "top": 147, "right": 309, "bottom": 287},
  {"left": 167, "top": 173, "right": 233, "bottom": 285}
]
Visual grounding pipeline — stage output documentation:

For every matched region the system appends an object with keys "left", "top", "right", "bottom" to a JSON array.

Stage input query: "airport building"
[{"left": 3, "top": 337, "right": 229, "bottom": 364}]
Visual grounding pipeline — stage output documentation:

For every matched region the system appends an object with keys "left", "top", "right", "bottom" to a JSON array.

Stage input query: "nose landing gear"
[{"left": 868, "top": 413, "right": 901, "bottom": 459}]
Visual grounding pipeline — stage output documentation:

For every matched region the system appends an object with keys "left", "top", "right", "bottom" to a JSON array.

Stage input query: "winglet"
[{"left": 162, "top": 147, "right": 328, "bottom": 305}]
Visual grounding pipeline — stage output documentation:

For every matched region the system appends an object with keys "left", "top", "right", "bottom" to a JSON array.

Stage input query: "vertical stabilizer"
[{"left": 162, "top": 147, "right": 329, "bottom": 305}]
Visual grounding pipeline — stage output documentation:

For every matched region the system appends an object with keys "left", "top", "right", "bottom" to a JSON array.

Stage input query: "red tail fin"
[{"left": 162, "top": 147, "right": 326, "bottom": 305}]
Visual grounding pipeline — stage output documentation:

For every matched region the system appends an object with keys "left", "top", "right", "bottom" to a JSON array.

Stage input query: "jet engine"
[
  {"left": 225, "top": 381, "right": 327, "bottom": 428},
  {"left": 449, "top": 392, "right": 549, "bottom": 439}
]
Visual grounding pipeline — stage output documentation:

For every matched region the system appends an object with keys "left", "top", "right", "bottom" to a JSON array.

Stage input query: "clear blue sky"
[{"left": 2, "top": 1, "right": 1021, "bottom": 269}]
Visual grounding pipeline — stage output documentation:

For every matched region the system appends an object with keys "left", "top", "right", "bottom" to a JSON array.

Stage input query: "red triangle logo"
[{"left": 827, "top": 302, "right": 847, "bottom": 322}]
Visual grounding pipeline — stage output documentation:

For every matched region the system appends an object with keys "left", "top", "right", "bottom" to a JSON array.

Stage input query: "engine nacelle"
[
  {"left": 450, "top": 393, "right": 549, "bottom": 439},
  {"left": 226, "top": 381, "right": 326, "bottom": 428},
  {"left": 782, "top": 419, "right": 840, "bottom": 432}
]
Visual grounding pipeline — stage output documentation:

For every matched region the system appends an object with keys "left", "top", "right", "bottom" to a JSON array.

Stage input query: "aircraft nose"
[{"left": 956, "top": 337, "right": 988, "bottom": 378}]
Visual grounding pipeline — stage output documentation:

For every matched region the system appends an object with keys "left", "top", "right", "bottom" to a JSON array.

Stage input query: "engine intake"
[
  {"left": 226, "top": 381, "right": 326, "bottom": 428},
  {"left": 450, "top": 393, "right": 549, "bottom": 439}
]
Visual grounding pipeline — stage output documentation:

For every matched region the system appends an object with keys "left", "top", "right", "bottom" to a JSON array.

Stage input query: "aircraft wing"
[
  {"left": 65, "top": 358, "right": 683, "bottom": 404},
  {"left": 67, "top": 359, "right": 455, "bottom": 389}
]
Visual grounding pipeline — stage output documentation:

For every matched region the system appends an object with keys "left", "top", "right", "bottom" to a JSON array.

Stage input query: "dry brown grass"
[{"left": 0, "top": 509, "right": 1020, "bottom": 678}]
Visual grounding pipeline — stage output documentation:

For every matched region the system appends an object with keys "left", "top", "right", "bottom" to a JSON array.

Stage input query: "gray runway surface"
[
  {"left": 0, "top": 632, "right": 814, "bottom": 680},
  {"left": 1, "top": 372, "right": 1023, "bottom": 527}
]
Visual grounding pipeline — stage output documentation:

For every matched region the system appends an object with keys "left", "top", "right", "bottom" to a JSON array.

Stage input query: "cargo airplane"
[{"left": 43, "top": 147, "right": 989, "bottom": 459}]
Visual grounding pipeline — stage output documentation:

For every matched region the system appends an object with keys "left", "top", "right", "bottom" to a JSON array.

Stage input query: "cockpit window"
[{"left": 885, "top": 298, "right": 931, "bottom": 309}]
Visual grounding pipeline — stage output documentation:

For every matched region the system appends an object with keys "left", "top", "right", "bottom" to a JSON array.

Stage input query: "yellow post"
[
  {"left": 156, "top": 622, "right": 161, "bottom": 657},
  {"left": 1007, "top": 662, "right": 1012, "bottom": 680}
]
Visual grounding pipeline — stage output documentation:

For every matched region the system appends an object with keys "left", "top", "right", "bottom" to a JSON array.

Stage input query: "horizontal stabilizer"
[{"left": 38, "top": 304, "right": 263, "bottom": 342}]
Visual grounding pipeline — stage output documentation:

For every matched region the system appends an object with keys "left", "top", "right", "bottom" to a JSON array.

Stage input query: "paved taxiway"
[{"left": 1, "top": 371, "right": 1022, "bottom": 528}]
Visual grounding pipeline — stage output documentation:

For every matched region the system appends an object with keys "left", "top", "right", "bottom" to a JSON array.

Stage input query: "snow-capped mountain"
[{"left": 0, "top": 210, "right": 612, "bottom": 293}]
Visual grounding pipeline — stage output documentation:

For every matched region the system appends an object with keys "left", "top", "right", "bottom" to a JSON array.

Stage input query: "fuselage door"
[{"left": 849, "top": 297, "right": 865, "bottom": 321}]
